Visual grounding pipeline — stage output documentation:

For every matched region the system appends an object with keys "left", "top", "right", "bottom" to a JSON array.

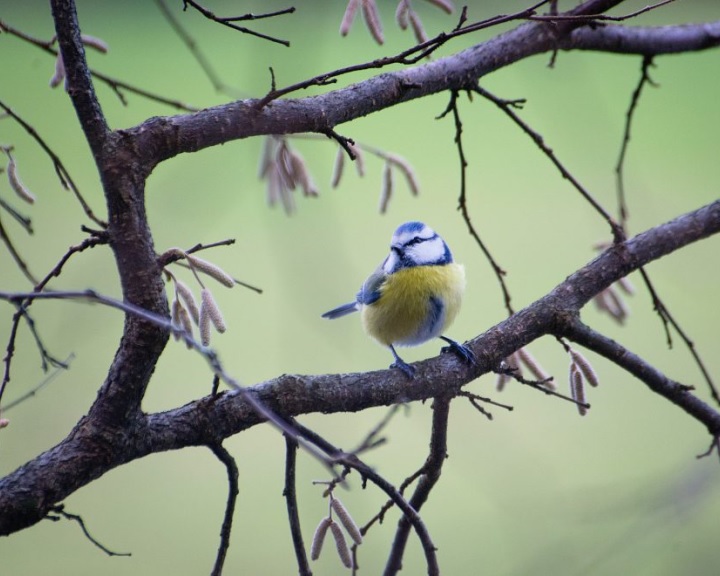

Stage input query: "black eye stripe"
[{"left": 403, "top": 233, "right": 436, "bottom": 247}]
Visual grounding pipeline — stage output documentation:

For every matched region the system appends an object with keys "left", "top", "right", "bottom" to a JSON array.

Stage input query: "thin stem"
[
  {"left": 208, "top": 443, "right": 239, "bottom": 576},
  {"left": 284, "top": 435, "right": 312, "bottom": 576}
]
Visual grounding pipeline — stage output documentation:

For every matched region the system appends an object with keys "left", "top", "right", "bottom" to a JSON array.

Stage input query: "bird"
[{"left": 322, "top": 221, "right": 475, "bottom": 378}]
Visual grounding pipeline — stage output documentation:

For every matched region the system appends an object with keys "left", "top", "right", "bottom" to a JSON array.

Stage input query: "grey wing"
[
  {"left": 357, "top": 263, "right": 387, "bottom": 306},
  {"left": 322, "top": 261, "right": 387, "bottom": 319}
]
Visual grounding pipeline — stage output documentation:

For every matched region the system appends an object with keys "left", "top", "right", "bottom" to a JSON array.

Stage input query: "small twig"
[
  {"left": 529, "top": 0, "right": 676, "bottom": 23},
  {"left": 292, "top": 420, "right": 440, "bottom": 576},
  {"left": 255, "top": 1, "right": 551, "bottom": 108},
  {"left": 155, "top": 0, "right": 228, "bottom": 93},
  {"left": 0, "top": 288, "right": 330, "bottom": 465},
  {"left": 439, "top": 90, "right": 514, "bottom": 316},
  {"left": 208, "top": 443, "right": 239, "bottom": 576},
  {"left": 0, "top": 232, "right": 106, "bottom": 407},
  {"left": 0, "top": 196, "right": 33, "bottom": 233},
  {"left": 158, "top": 239, "right": 263, "bottom": 294},
  {"left": 322, "top": 128, "right": 357, "bottom": 160},
  {"left": 351, "top": 403, "right": 404, "bottom": 454},
  {"left": 0, "top": 22, "right": 198, "bottom": 112},
  {"left": 47, "top": 505, "right": 131, "bottom": 557},
  {"left": 3, "top": 354, "right": 75, "bottom": 412},
  {"left": 637, "top": 268, "right": 719, "bottom": 406},
  {"left": 385, "top": 396, "right": 450, "bottom": 575},
  {"left": 696, "top": 436, "right": 720, "bottom": 462},
  {"left": 496, "top": 362, "right": 583, "bottom": 408},
  {"left": 615, "top": 55, "right": 655, "bottom": 226},
  {"left": 0, "top": 214, "right": 36, "bottom": 284},
  {"left": 0, "top": 99, "right": 105, "bottom": 227},
  {"left": 458, "top": 390, "right": 514, "bottom": 420},
  {"left": 473, "top": 85, "right": 625, "bottom": 244},
  {"left": 284, "top": 434, "right": 312, "bottom": 576},
  {"left": 560, "top": 317, "right": 720, "bottom": 438},
  {"left": 182, "top": 0, "right": 294, "bottom": 46}
]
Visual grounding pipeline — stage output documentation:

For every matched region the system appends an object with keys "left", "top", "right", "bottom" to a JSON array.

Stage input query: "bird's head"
[{"left": 383, "top": 221, "right": 453, "bottom": 273}]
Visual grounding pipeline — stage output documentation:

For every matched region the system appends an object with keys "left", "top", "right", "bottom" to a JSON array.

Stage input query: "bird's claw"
[
  {"left": 390, "top": 359, "right": 416, "bottom": 379},
  {"left": 440, "top": 337, "right": 476, "bottom": 365}
]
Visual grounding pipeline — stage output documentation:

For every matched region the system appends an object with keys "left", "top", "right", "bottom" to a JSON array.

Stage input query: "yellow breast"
[{"left": 361, "top": 264, "right": 465, "bottom": 347}]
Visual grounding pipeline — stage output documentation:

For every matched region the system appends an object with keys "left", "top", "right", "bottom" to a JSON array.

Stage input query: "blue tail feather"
[{"left": 322, "top": 302, "right": 359, "bottom": 319}]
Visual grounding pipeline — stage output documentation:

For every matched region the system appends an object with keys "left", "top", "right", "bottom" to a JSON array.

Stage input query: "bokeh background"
[{"left": 1, "top": 1, "right": 719, "bottom": 574}]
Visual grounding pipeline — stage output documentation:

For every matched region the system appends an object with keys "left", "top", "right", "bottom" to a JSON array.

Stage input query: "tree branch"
[
  {"left": 131, "top": 16, "right": 720, "bottom": 168},
  {"left": 2, "top": 199, "right": 717, "bottom": 536}
]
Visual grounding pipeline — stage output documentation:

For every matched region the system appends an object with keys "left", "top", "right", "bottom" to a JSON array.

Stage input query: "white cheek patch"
[
  {"left": 383, "top": 251, "right": 399, "bottom": 273},
  {"left": 410, "top": 237, "right": 446, "bottom": 265}
]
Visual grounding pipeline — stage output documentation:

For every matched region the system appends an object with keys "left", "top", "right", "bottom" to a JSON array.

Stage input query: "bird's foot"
[
  {"left": 390, "top": 359, "right": 415, "bottom": 379},
  {"left": 439, "top": 336, "right": 476, "bottom": 365},
  {"left": 389, "top": 345, "right": 415, "bottom": 379}
]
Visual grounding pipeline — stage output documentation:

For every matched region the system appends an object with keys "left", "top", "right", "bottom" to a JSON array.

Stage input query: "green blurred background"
[{"left": 1, "top": 1, "right": 719, "bottom": 574}]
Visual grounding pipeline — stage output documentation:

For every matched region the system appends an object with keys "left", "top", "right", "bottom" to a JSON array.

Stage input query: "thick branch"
[
  {"left": 50, "top": 0, "right": 109, "bottom": 156},
  {"left": 2, "top": 200, "right": 717, "bottom": 536},
  {"left": 130, "top": 18, "right": 720, "bottom": 168},
  {"left": 560, "top": 320, "right": 720, "bottom": 436}
]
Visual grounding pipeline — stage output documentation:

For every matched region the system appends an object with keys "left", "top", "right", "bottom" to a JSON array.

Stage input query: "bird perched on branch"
[{"left": 322, "top": 221, "right": 475, "bottom": 378}]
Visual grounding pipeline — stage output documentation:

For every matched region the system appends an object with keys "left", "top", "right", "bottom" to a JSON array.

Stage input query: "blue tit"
[{"left": 322, "top": 221, "right": 475, "bottom": 378}]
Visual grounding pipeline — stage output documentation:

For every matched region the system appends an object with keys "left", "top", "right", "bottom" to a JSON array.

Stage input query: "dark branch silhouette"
[{"left": 1, "top": 2, "right": 719, "bottom": 575}]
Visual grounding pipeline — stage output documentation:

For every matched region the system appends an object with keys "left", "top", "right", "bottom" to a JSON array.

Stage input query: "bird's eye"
[{"left": 406, "top": 236, "right": 424, "bottom": 246}]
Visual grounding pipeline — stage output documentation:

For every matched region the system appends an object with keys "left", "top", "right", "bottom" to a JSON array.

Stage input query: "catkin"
[
  {"left": 427, "top": 0, "right": 454, "bottom": 13},
  {"left": 81, "top": 34, "right": 109, "bottom": 53},
  {"left": 331, "top": 497, "right": 363, "bottom": 545},
  {"left": 569, "top": 349, "right": 599, "bottom": 388},
  {"left": 350, "top": 143, "right": 365, "bottom": 177},
  {"left": 331, "top": 146, "right": 345, "bottom": 188},
  {"left": 49, "top": 54, "right": 66, "bottom": 88},
  {"left": 361, "top": 0, "right": 384, "bottom": 45},
  {"left": 409, "top": 10, "right": 428, "bottom": 43},
  {"left": 7, "top": 158, "right": 36, "bottom": 204},
  {"left": 330, "top": 521, "right": 353, "bottom": 568},
  {"left": 517, "top": 348, "right": 552, "bottom": 386},
  {"left": 395, "top": 0, "right": 409, "bottom": 30},
  {"left": 186, "top": 255, "right": 235, "bottom": 288},
  {"left": 570, "top": 363, "right": 587, "bottom": 416},
  {"left": 175, "top": 280, "right": 200, "bottom": 325},
  {"left": 388, "top": 154, "right": 420, "bottom": 196},
  {"left": 379, "top": 162, "right": 393, "bottom": 214},
  {"left": 200, "top": 289, "right": 226, "bottom": 334},
  {"left": 340, "top": 0, "right": 359, "bottom": 36},
  {"left": 310, "top": 517, "right": 332, "bottom": 561},
  {"left": 171, "top": 298, "right": 182, "bottom": 340}
]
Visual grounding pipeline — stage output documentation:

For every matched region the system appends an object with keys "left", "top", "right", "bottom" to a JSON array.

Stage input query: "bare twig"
[
  {"left": 473, "top": 85, "right": 625, "bottom": 243},
  {"left": 0, "top": 214, "right": 36, "bottom": 284},
  {"left": 208, "top": 443, "right": 239, "bottom": 576},
  {"left": 256, "top": 1, "right": 552, "bottom": 108},
  {"left": 0, "top": 21, "right": 197, "bottom": 112},
  {"left": 284, "top": 434, "right": 312, "bottom": 576},
  {"left": 615, "top": 55, "right": 655, "bottom": 226},
  {"left": 439, "top": 90, "right": 515, "bottom": 316},
  {"left": 155, "top": 0, "right": 227, "bottom": 93},
  {"left": 0, "top": 196, "right": 33, "bottom": 233},
  {"left": 530, "top": 0, "right": 676, "bottom": 23},
  {"left": 0, "top": 100, "right": 105, "bottom": 226},
  {"left": 637, "top": 268, "right": 719, "bottom": 406},
  {"left": 292, "top": 420, "right": 440, "bottom": 575},
  {"left": 182, "top": 0, "right": 294, "bottom": 46},
  {"left": 0, "top": 232, "right": 106, "bottom": 407},
  {"left": 3, "top": 354, "right": 75, "bottom": 411},
  {"left": 560, "top": 317, "right": 720, "bottom": 437},
  {"left": 385, "top": 396, "right": 451, "bottom": 575},
  {"left": 47, "top": 505, "right": 131, "bottom": 557}
]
